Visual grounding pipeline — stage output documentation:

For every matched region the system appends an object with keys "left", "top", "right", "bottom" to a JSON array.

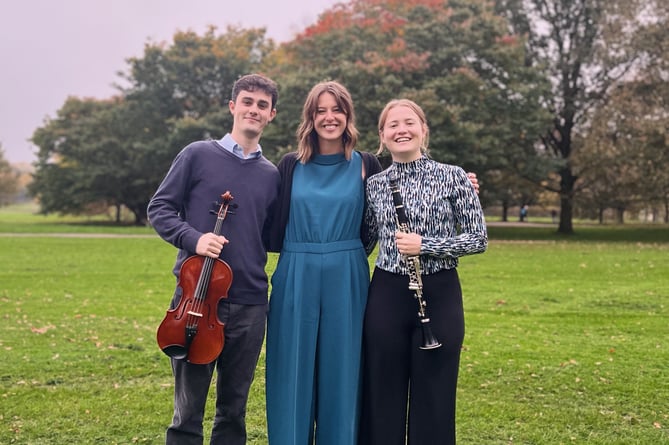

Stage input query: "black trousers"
[{"left": 359, "top": 267, "right": 464, "bottom": 445}]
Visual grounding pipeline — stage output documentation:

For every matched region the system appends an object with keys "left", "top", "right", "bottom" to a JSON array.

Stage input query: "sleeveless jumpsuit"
[{"left": 266, "top": 152, "right": 369, "bottom": 445}]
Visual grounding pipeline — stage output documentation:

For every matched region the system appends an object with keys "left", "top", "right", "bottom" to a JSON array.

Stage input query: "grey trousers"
[{"left": 165, "top": 301, "right": 267, "bottom": 445}]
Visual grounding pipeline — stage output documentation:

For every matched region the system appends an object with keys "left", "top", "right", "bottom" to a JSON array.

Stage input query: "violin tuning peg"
[{"left": 209, "top": 201, "right": 222, "bottom": 214}]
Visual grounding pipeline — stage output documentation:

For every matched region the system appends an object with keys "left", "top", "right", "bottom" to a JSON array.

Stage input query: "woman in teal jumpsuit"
[{"left": 266, "top": 81, "right": 381, "bottom": 445}]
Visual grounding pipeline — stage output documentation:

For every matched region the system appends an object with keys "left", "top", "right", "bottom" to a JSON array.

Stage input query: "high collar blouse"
[{"left": 364, "top": 155, "right": 487, "bottom": 275}]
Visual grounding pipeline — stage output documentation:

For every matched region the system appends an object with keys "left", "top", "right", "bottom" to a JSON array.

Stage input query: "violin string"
[
  {"left": 191, "top": 258, "right": 212, "bottom": 328},
  {"left": 185, "top": 199, "right": 230, "bottom": 341},
  {"left": 189, "top": 202, "right": 226, "bottom": 329}
]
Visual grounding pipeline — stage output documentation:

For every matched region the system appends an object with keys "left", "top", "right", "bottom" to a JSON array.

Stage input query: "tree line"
[{"left": 25, "top": 0, "right": 669, "bottom": 230}]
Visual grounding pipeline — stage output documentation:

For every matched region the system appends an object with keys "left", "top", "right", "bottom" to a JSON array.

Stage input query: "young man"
[{"left": 147, "top": 73, "right": 280, "bottom": 445}]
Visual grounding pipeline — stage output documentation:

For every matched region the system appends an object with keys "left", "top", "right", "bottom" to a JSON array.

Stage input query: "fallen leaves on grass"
[{"left": 30, "top": 324, "right": 55, "bottom": 334}]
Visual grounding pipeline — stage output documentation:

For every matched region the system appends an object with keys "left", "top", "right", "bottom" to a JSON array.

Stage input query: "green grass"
[
  {"left": 487, "top": 223, "right": 669, "bottom": 244},
  {"left": 0, "top": 202, "right": 154, "bottom": 234},
  {"left": 1, "top": 204, "right": 668, "bottom": 444},
  {"left": 457, "top": 241, "right": 669, "bottom": 444}
]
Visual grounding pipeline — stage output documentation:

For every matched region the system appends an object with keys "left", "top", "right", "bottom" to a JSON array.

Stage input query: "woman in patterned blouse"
[{"left": 359, "top": 99, "right": 488, "bottom": 445}]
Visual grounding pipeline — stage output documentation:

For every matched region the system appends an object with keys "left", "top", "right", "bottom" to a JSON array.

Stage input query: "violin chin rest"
[{"left": 161, "top": 344, "right": 189, "bottom": 360}]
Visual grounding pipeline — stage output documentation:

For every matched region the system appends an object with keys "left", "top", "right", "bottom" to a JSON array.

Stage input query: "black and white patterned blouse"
[{"left": 364, "top": 155, "right": 487, "bottom": 275}]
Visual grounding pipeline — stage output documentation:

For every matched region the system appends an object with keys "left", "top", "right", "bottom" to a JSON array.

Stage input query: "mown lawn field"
[{"left": 1, "top": 204, "right": 667, "bottom": 444}]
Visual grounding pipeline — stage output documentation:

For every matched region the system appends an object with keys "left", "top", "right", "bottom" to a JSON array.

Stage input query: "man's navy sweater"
[{"left": 147, "top": 140, "right": 280, "bottom": 305}]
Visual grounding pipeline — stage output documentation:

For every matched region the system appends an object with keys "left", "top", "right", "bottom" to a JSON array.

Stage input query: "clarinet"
[{"left": 388, "top": 171, "right": 442, "bottom": 350}]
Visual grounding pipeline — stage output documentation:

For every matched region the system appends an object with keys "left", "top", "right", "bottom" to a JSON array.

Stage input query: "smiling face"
[
  {"left": 229, "top": 89, "right": 276, "bottom": 141},
  {"left": 313, "top": 92, "right": 347, "bottom": 148},
  {"left": 379, "top": 103, "right": 428, "bottom": 163}
]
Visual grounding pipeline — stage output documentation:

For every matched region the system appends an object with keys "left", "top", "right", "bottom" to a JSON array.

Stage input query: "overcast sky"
[{"left": 0, "top": 0, "right": 340, "bottom": 163}]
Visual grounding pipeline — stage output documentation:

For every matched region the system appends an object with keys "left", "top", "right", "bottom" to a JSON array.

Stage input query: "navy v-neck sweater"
[{"left": 148, "top": 140, "right": 280, "bottom": 305}]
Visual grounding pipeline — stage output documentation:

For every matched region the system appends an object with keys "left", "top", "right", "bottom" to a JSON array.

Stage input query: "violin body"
[
  {"left": 156, "top": 191, "right": 235, "bottom": 364},
  {"left": 156, "top": 256, "right": 233, "bottom": 364}
]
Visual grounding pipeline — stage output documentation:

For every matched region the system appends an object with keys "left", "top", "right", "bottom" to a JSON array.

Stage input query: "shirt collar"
[{"left": 219, "top": 133, "right": 262, "bottom": 159}]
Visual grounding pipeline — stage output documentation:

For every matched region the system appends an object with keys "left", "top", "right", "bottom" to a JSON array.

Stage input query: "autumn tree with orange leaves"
[{"left": 265, "top": 0, "right": 552, "bottom": 210}]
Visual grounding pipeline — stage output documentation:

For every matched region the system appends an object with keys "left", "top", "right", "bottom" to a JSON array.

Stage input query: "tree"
[
  {"left": 576, "top": 75, "right": 669, "bottom": 224},
  {"left": 29, "top": 97, "right": 153, "bottom": 224},
  {"left": 0, "top": 145, "right": 19, "bottom": 206},
  {"left": 634, "top": 0, "right": 669, "bottom": 222},
  {"left": 30, "top": 26, "right": 275, "bottom": 224},
  {"left": 122, "top": 26, "right": 275, "bottom": 208},
  {"left": 400, "top": 0, "right": 553, "bottom": 202},
  {"left": 264, "top": 0, "right": 551, "bottom": 185},
  {"left": 495, "top": 0, "right": 656, "bottom": 233}
]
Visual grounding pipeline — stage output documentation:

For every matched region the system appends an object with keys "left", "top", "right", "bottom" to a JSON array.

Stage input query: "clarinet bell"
[{"left": 420, "top": 320, "right": 442, "bottom": 350}]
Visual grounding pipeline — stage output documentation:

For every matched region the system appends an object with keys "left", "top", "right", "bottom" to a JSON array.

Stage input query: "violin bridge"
[{"left": 187, "top": 311, "right": 203, "bottom": 317}]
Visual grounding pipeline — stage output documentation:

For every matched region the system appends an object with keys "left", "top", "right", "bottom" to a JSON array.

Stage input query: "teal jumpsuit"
[{"left": 266, "top": 152, "right": 369, "bottom": 445}]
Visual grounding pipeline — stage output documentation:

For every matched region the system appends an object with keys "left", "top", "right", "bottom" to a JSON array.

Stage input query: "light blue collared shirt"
[{"left": 218, "top": 134, "right": 263, "bottom": 160}]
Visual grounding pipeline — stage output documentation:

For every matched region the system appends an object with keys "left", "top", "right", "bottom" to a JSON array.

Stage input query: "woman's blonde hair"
[
  {"left": 376, "top": 99, "right": 430, "bottom": 156},
  {"left": 296, "top": 81, "right": 359, "bottom": 163}
]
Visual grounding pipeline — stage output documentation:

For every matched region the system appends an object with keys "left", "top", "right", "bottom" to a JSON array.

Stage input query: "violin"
[{"left": 156, "top": 192, "right": 234, "bottom": 364}]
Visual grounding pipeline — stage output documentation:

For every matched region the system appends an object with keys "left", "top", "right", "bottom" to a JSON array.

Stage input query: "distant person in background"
[
  {"left": 551, "top": 209, "right": 558, "bottom": 224},
  {"left": 520, "top": 204, "right": 528, "bottom": 222},
  {"left": 359, "top": 98, "right": 487, "bottom": 445},
  {"left": 148, "top": 73, "right": 280, "bottom": 445}
]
